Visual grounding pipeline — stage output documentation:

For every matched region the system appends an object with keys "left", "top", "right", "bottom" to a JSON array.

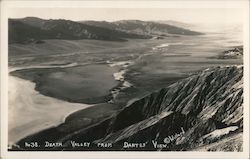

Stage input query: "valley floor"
[
  {"left": 8, "top": 35, "right": 243, "bottom": 150},
  {"left": 8, "top": 75, "right": 90, "bottom": 145}
]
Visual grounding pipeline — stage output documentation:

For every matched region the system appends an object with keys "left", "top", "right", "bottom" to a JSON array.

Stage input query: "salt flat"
[{"left": 8, "top": 75, "right": 91, "bottom": 145}]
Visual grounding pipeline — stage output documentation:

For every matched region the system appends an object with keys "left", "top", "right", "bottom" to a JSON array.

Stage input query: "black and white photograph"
[{"left": 0, "top": 0, "right": 249, "bottom": 158}]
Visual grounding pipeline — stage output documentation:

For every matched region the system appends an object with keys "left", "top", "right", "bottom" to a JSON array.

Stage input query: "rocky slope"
[{"left": 14, "top": 66, "right": 243, "bottom": 151}]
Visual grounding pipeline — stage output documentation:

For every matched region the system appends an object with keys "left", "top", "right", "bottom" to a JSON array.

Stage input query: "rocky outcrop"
[
  {"left": 218, "top": 46, "right": 243, "bottom": 59},
  {"left": 15, "top": 66, "right": 243, "bottom": 151}
]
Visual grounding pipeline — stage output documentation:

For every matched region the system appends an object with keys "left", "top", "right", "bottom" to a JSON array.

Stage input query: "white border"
[{"left": 0, "top": 1, "right": 249, "bottom": 159}]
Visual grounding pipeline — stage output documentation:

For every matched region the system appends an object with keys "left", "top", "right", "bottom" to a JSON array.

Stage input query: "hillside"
[{"left": 14, "top": 65, "right": 243, "bottom": 151}]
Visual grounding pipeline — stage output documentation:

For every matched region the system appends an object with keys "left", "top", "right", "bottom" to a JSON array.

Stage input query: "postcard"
[{"left": 0, "top": 0, "right": 249, "bottom": 158}]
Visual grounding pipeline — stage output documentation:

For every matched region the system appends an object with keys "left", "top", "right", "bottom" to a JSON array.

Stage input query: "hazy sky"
[{"left": 9, "top": 8, "right": 244, "bottom": 24}]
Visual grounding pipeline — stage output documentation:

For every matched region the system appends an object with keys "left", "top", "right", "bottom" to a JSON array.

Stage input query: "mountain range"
[
  {"left": 9, "top": 17, "right": 202, "bottom": 44},
  {"left": 80, "top": 19, "right": 201, "bottom": 36}
]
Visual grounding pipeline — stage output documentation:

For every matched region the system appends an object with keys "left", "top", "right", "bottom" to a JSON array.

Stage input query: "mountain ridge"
[
  {"left": 80, "top": 19, "right": 203, "bottom": 36},
  {"left": 9, "top": 17, "right": 149, "bottom": 43}
]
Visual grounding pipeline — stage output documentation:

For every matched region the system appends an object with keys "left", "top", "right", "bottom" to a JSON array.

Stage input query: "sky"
[{"left": 9, "top": 8, "right": 244, "bottom": 24}]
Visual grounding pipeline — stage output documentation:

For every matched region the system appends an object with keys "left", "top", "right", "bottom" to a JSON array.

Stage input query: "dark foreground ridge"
[{"left": 12, "top": 66, "right": 243, "bottom": 151}]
